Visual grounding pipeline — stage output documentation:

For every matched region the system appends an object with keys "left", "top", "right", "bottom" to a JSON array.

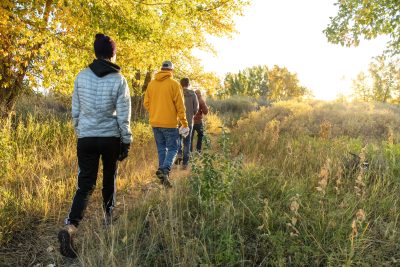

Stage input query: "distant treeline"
[{"left": 218, "top": 65, "right": 311, "bottom": 101}]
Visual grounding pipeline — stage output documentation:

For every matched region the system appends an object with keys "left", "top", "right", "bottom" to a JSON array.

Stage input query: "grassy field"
[{"left": 1, "top": 97, "right": 400, "bottom": 266}]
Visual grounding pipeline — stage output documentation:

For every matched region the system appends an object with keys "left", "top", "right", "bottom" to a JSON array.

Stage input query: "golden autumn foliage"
[{"left": 0, "top": 0, "right": 249, "bottom": 115}]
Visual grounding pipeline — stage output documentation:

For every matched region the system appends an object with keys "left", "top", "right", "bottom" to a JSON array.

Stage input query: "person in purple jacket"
[{"left": 192, "top": 89, "right": 208, "bottom": 152}]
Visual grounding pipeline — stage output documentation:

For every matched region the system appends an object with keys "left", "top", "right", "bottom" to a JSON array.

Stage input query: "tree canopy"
[
  {"left": 352, "top": 55, "right": 400, "bottom": 103},
  {"left": 222, "top": 65, "right": 310, "bottom": 101},
  {"left": 324, "top": 0, "right": 400, "bottom": 53},
  {"left": 0, "top": 0, "right": 249, "bottom": 115}
]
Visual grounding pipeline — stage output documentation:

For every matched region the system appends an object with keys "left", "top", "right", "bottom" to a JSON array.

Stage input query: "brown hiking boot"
[
  {"left": 161, "top": 174, "right": 172, "bottom": 188},
  {"left": 156, "top": 169, "right": 172, "bottom": 188},
  {"left": 58, "top": 224, "right": 78, "bottom": 258}
]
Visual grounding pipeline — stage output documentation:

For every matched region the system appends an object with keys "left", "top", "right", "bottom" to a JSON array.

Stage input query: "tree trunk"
[
  {"left": 142, "top": 69, "right": 152, "bottom": 93},
  {"left": 0, "top": 0, "right": 53, "bottom": 118},
  {"left": 0, "top": 90, "right": 18, "bottom": 119}
]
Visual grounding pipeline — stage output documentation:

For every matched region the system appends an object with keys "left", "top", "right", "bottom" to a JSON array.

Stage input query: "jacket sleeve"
[
  {"left": 202, "top": 99, "right": 209, "bottom": 115},
  {"left": 193, "top": 94, "right": 199, "bottom": 116},
  {"left": 117, "top": 78, "right": 132, "bottom": 144},
  {"left": 174, "top": 84, "right": 188, "bottom": 127},
  {"left": 71, "top": 78, "right": 80, "bottom": 132}
]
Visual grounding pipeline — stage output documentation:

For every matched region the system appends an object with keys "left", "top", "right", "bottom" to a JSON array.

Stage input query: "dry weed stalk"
[
  {"left": 287, "top": 194, "right": 300, "bottom": 237},
  {"left": 354, "top": 148, "right": 367, "bottom": 198},
  {"left": 387, "top": 126, "right": 394, "bottom": 144},
  {"left": 316, "top": 158, "right": 331, "bottom": 195},
  {"left": 319, "top": 120, "right": 332, "bottom": 139},
  {"left": 263, "top": 119, "right": 280, "bottom": 149},
  {"left": 257, "top": 198, "right": 271, "bottom": 233},
  {"left": 334, "top": 165, "right": 343, "bottom": 194},
  {"left": 350, "top": 208, "right": 367, "bottom": 252}
]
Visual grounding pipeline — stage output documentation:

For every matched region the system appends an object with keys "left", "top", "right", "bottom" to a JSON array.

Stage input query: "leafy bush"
[
  {"left": 208, "top": 95, "right": 258, "bottom": 115},
  {"left": 204, "top": 111, "right": 224, "bottom": 134},
  {"left": 190, "top": 131, "right": 242, "bottom": 204},
  {"left": 207, "top": 95, "right": 265, "bottom": 126}
]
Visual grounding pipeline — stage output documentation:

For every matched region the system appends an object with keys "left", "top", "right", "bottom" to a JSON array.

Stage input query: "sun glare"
[{"left": 193, "top": 0, "right": 389, "bottom": 101}]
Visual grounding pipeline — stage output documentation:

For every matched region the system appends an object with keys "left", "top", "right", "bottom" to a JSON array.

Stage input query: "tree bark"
[
  {"left": 142, "top": 69, "right": 152, "bottom": 93},
  {"left": 0, "top": 90, "right": 18, "bottom": 119},
  {"left": 0, "top": 0, "right": 53, "bottom": 118}
]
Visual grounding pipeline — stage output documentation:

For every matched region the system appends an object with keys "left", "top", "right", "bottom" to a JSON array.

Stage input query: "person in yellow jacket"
[{"left": 144, "top": 60, "right": 189, "bottom": 187}]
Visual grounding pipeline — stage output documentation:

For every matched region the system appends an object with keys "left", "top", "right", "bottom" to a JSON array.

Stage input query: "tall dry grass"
[
  {"left": 74, "top": 100, "right": 400, "bottom": 266},
  {"left": 2, "top": 98, "right": 400, "bottom": 266},
  {"left": 0, "top": 114, "right": 76, "bottom": 245},
  {"left": 0, "top": 96, "right": 156, "bottom": 266},
  {"left": 236, "top": 100, "right": 400, "bottom": 142},
  {"left": 226, "top": 99, "right": 400, "bottom": 265}
]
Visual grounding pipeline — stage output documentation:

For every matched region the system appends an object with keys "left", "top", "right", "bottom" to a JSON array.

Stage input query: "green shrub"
[
  {"left": 207, "top": 96, "right": 263, "bottom": 126},
  {"left": 190, "top": 130, "right": 242, "bottom": 204},
  {"left": 208, "top": 96, "right": 258, "bottom": 114}
]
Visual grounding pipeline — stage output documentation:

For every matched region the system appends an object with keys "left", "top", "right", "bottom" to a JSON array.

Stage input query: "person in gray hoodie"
[
  {"left": 177, "top": 77, "right": 199, "bottom": 169},
  {"left": 58, "top": 33, "right": 132, "bottom": 258}
]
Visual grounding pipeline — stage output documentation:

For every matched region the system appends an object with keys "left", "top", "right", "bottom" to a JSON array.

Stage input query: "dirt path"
[{"left": 0, "top": 155, "right": 190, "bottom": 267}]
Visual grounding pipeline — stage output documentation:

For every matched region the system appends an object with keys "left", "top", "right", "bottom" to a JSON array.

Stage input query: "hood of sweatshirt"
[
  {"left": 183, "top": 88, "right": 196, "bottom": 97},
  {"left": 155, "top": 70, "right": 173, "bottom": 81},
  {"left": 89, "top": 59, "right": 121, "bottom": 77}
]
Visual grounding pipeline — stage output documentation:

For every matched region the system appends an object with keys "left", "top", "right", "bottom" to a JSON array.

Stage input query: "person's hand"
[
  {"left": 179, "top": 126, "right": 190, "bottom": 138},
  {"left": 118, "top": 142, "right": 130, "bottom": 161}
]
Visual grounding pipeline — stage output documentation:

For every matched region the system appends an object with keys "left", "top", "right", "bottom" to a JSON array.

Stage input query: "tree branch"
[
  {"left": 204, "top": 0, "right": 232, "bottom": 12},
  {"left": 132, "top": 0, "right": 171, "bottom": 6}
]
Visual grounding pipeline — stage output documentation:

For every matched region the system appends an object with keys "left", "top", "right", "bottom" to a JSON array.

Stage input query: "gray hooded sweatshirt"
[{"left": 183, "top": 88, "right": 199, "bottom": 127}]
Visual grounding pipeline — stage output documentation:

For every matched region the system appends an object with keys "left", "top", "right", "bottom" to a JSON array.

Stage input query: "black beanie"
[{"left": 94, "top": 33, "right": 116, "bottom": 59}]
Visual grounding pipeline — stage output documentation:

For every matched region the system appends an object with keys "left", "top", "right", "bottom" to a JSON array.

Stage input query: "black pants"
[
  {"left": 66, "top": 137, "right": 120, "bottom": 227},
  {"left": 191, "top": 122, "right": 204, "bottom": 152}
]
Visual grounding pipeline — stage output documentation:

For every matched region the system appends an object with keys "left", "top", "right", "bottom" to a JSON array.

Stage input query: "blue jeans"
[
  {"left": 178, "top": 126, "right": 193, "bottom": 165},
  {"left": 152, "top": 127, "right": 180, "bottom": 173}
]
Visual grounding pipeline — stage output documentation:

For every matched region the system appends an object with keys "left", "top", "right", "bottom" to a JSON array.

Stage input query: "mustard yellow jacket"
[{"left": 144, "top": 71, "right": 188, "bottom": 128}]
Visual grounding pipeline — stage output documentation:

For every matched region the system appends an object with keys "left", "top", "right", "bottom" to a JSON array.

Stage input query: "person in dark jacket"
[
  {"left": 177, "top": 78, "right": 198, "bottom": 169},
  {"left": 58, "top": 33, "right": 132, "bottom": 258},
  {"left": 192, "top": 89, "right": 208, "bottom": 152}
]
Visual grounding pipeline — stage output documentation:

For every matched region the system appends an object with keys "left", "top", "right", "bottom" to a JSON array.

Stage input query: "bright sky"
[{"left": 193, "top": 0, "right": 389, "bottom": 100}]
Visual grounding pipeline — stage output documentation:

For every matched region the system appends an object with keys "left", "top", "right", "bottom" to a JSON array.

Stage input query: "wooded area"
[{"left": 0, "top": 0, "right": 249, "bottom": 116}]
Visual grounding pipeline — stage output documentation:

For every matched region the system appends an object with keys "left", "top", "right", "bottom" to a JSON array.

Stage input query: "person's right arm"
[
  {"left": 116, "top": 78, "right": 132, "bottom": 144},
  {"left": 174, "top": 84, "right": 188, "bottom": 127}
]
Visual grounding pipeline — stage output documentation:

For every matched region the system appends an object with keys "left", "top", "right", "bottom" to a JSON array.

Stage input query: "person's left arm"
[
  {"left": 143, "top": 84, "right": 150, "bottom": 111},
  {"left": 71, "top": 78, "right": 80, "bottom": 133}
]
